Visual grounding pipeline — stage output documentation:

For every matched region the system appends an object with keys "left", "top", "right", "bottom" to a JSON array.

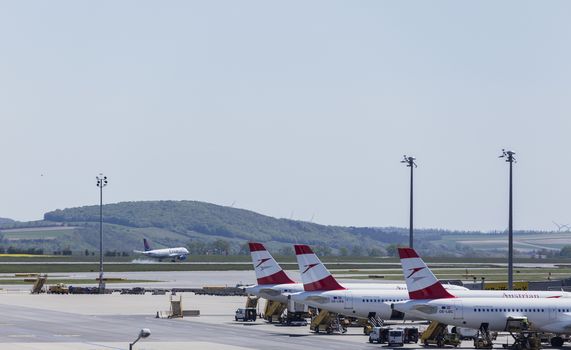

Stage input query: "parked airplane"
[
  {"left": 244, "top": 242, "right": 457, "bottom": 304},
  {"left": 392, "top": 247, "right": 571, "bottom": 347},
  {"left": 290, "top": 245, "right": 571, "bottom": 321},
  {"left": 133, "top": 239, "right": 189, "bottom": 262}
]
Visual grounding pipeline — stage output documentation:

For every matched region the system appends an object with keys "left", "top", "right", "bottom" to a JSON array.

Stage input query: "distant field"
[
  {"left": 1, "top": 254, "right": 571, "bottom": 264},
  {"left": 337, "top": 265, "right": 571, "bottom": 282},
  {"left": 0, "top": 278, "right": 155, "bottom": 285},
  {"left": 0, "top": 227, "right": 75, "bottom": 241},
  {"left": 442, "top": 232, "right": 571, "bottom": 251},
  {"left": 0, "top": 254, "right": 55, "bottom": 258}
]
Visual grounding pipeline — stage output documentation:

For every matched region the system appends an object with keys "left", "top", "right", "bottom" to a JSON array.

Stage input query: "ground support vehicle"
[
  {"left": 369, "top": 326, "right": 390, "bottom": 344},
  {"left": 421, "top": 321, "right": 461, "bottom": 347},
  {"left": 235, "top": 308, "right": 257, "bottom": 322},
  {"left": 504, "top": 317, "right": 541, "bottom": 350},
  {"left": 48, "top": 283, "right": 69, "bottom": 294},
  {"left": 310, "top": 310, "right": 347, "bottom": 334},
  {"left": 388, "top": 329, "right": 405, "bottom": 347},
  {"left": 263, "top": 300, "right": 287, "bottom": 323}
]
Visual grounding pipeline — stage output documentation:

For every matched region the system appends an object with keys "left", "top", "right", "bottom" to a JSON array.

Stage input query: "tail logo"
[
  {"left": 255, "top": 258, "right": 271, "bottom": 268},
  {"left": 302, "top": 263, "right": 319, "bottom": 274},
  {"left": 406, "top": 267, "right": 426, "bottom": 280}
]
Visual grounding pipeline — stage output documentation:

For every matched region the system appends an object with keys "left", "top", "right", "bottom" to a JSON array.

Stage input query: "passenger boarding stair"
[
  {"left": 474, "top": 323, "right": 494, "bottom": 349},
  {"left": 245, "top": 296, "right": 259, "bottom": 309},
  {"left": 31, "top": 274, "right": 47, "bottom": 294},
  {"left": 263, "top": 300, "right": 287, "bottom": 323},
  {"left": 169, "top": 295, "right": 183, "bottom": 318},
  {"left": 363, "top": 313, "right": 384, "bottom": 335},
  {"left": 310, "top": 309, "right": 346, "bottom": 334},
  {"left": 421, "top": 321, "right": 460, "bottom": 347}
]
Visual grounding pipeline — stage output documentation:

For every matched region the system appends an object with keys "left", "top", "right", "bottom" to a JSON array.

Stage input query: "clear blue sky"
[{"left": 1, "top": 1, "right": 570, "bottom": 231}]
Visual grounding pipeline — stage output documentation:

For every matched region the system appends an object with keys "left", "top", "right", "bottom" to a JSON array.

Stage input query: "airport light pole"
[
  {"left": 129, "top": 328, "right": 151, "bottom": 350},
  {"left": 96, "top": 173, "right": 108, "bottom": 293},
  {"left": 401, "top": 155, "right": 417, "bottom": 248},
  {"left": 499, "top": 149, "right": 516, "bottom": 290}
]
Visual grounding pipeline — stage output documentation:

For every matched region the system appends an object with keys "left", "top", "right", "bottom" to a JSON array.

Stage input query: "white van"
[{"left": 388, "top": 329, "right": 405, "bottom": 347}]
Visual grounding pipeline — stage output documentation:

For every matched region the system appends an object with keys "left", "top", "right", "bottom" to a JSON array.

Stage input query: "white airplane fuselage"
[
  {"left": 394, "top": 298, "right": 571, "bottom": 334},
  {"left": 292, "top": 289, "right": 571, "bottom": 320},
  {"left": 245, "top": 282, "right": 431, "bottom": 304},
  {"left": 136, "top": 247, "right": 189, "bottom": 260}
]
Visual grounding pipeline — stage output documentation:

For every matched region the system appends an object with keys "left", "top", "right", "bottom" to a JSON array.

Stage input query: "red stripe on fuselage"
[
  {"left": 303, "top": 275, "right": 345, "bottom": 291},
  {"left": 257, "top": 271, "right": 295, "bottom": 285},
  {"left": 409, "top": 282, "right": 455, "bottom": 299}
]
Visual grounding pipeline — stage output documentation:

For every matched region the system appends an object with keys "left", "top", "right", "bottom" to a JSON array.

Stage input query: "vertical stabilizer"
[
  {"left": 398, "top": 247, "right": 454, "bottom": 299},
  {"left": 294, "top": 244, "right": 345, "bottom": 291},
  {"left": 249, "top": 242, "right": 295, "bottom": 285},
  {"left": 143, "top": 238, "right": 151, "bottom": 252}
]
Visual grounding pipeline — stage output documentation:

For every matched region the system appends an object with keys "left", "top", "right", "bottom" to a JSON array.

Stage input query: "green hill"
[
  {"left": 0, "top": 200, "right": 562, "bottom": 258},
  {"left": 39, "top": 200, "right": 405, "bottom": 254}
]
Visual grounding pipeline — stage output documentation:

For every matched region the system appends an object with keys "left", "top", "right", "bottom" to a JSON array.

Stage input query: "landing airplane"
[
  {"left": 290, "top": 245, "right": 571, "bottom": 321},
  {"left": 392, "top": 248, "right": 571, "bottom": 347},
  {"left": 133, "top": 239, "right": 189, "bottom": 262}
]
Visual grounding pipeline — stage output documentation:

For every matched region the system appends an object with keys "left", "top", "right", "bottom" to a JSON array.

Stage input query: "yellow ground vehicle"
[{"left": 48, "top": 283, "right": 69, "bottom": 294}]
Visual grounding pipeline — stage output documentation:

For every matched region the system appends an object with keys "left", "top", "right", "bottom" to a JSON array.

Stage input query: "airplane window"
[{"left": 474, "top": 309, "right": 477, "bottom": 312}]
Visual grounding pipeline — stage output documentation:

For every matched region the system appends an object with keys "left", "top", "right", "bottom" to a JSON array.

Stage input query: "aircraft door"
[
  {"left": 549, "top": 307, "right": 557, "bottom": 321},
  {"left": 453, "top": 301, "right": 463, "bottom": 320},
  {"left": 344, "top": 291, "right": 353, "bottom": 310}
]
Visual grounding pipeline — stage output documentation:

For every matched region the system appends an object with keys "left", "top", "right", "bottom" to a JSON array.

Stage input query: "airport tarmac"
[
  {"left": 0, "top": 270, "right": 551, "bottom": 349},
  {"left": 0, "top": 292, "right": 520, "bottom": 350}
]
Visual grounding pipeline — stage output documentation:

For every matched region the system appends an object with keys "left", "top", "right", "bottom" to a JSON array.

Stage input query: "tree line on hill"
[{"left": 0, "top": 200, "right": 565, "bottom": 258}]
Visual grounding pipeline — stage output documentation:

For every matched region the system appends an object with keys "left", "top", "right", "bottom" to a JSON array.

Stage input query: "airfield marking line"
[
  {"left": 7, "top": 334, "right": 36, "bottom": 338},
  {"left": 53, "top": 334, "right": 81, "bottom": 337}
]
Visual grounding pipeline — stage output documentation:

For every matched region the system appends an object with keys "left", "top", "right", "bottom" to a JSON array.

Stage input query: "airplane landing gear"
[{"left": 550, "top": 336, "right": 564, "bottom": 348}]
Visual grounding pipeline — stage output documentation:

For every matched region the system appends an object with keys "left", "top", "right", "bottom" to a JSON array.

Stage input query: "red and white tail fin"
[
  {"left": 294, "top": 244, "right": 345, "bottom": 292},
  {"left": 398, "top": 248, "right": 455, "bottom": 299},
  {"left": 249, "top": 242, "right": 295, "bottom": 285}
]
